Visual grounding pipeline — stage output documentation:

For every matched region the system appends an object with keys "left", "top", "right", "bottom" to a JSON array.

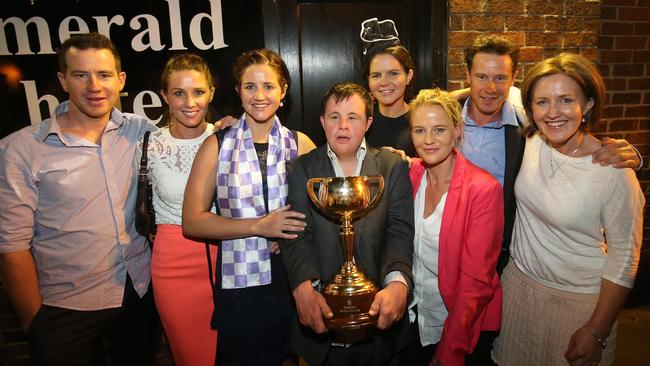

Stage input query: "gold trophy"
[{"left": 307, "top": 175, "right": 384, "bottom": 344}]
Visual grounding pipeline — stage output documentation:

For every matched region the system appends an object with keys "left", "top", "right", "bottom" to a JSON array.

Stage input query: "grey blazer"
[{"left": 281, "top": 145, "right": 414, "bottom": 366}]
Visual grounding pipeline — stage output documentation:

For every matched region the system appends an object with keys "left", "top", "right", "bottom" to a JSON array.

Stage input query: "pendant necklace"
[{"left": 549, "top": 134, "right": 584, "bottom": 178}]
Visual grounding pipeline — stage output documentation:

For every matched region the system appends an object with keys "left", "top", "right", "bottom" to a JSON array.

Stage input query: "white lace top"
[{"left": 147, "top": 124, "right": 215, "bottom": 225}]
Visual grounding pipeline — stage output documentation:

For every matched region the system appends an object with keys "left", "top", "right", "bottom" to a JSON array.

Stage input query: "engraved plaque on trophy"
[{"left": 307, "top": 175, "right": 384, "bottom": 344}]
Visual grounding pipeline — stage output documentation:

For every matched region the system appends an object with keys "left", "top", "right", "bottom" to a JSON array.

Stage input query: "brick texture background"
[
  {"left": 448, "top": 0, "right": 602, "bottom": 88},
  {"left": 449, "top": 0, "right": 650, "bottom": 307},
  {"left": 598, "top": 0, "right": 650, "bottom": 306}
]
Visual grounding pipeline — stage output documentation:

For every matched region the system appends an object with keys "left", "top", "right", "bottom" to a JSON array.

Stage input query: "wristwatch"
[{"left": 311, "top": 278, "right": 324, "bottom": 292}]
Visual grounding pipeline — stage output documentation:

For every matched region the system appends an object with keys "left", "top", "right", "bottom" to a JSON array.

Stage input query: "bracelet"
[{"left": 590, "top": 329, "right": 607, "bottom": 349}]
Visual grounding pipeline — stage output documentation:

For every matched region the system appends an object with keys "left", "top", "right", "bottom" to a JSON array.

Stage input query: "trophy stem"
[{"left": 340, "top": 216, "right": 355, "bottom": 267}]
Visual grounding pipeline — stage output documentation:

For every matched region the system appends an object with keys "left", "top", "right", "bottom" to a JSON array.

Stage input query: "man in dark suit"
[{"left": 281, "top": 82, "right": 414, "bottom": 366}]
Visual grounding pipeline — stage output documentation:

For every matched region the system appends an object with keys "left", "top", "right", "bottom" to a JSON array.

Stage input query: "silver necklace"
[{"left": 549, "top": 136, "right": 584, "bottom": 177}]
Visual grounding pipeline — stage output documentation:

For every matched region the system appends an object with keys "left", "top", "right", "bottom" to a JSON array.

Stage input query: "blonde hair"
[{"left": 408, "top": 88, "right": 463, "bottom": 147}]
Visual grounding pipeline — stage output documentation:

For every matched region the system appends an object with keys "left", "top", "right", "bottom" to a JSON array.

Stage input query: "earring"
[
  {"left": 280, "top": 101, "right": 284, "bottom": 107},
  {"left": 581, "top": 115, "right": 586, "bottom": 124}
]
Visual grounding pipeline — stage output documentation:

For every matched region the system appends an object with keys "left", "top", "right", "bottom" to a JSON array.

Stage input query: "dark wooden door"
[{"left": 263, "top": 0, "right": 447, "bottom": 146}]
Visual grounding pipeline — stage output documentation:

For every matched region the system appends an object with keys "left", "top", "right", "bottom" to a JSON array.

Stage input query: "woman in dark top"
[
  {"left": 183, "top": 48, "right": 315, "bottom": 366},
  {"left": 361, "top": 18, "right": 416, "bottom": 156}
]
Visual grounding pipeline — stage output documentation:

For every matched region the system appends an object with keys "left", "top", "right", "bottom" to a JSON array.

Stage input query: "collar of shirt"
[
  {"left": 39, "top": 101, "right": 126, "bottom": 143},
  {"left": 462, "top": 99, "right": 519, "bottom": 129},
  {"left": 326, "top": 139, "right": 367, "bottom": 177}
]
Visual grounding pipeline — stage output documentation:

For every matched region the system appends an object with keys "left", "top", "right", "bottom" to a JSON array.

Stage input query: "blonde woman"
[{"left": 405, "top": 89, "right": 503, "bottom": 366}]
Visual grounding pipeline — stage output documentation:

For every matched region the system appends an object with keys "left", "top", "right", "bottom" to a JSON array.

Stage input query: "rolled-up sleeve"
[{"left": 0, "top": 137, "right": 38, "bottom": 252}]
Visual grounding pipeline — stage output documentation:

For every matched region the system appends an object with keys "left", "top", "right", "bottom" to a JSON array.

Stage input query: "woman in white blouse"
[
  {"left": 147, "top": 53, "right": 217, "bottom": 366},
  {"left": 492, "top": 53, "right": 644, "bottom": 366}
]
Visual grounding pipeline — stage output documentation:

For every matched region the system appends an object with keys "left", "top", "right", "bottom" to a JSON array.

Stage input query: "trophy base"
[
  {"left": 325, "top": 314, "right": 377, "bottom": 344},
  {"left": 323, "top": 283, "right": 378, "bottom": 344}
]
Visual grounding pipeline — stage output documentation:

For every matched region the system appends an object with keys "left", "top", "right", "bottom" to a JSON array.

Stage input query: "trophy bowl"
[{"left": 307, "top": 176, "right": 384, "bottom": 344}]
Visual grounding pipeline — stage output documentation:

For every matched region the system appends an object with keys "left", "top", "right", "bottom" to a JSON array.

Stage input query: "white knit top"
[{"left": 511, "top": 134, "right": 644, "bottom": 293}]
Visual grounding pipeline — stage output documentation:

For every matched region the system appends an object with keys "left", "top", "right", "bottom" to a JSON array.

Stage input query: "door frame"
[{"left": 262, "top": 0, "right": 448, "bottom": 133}]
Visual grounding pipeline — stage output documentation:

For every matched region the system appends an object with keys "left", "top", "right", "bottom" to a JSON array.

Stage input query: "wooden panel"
[
  {"left": 298, "top": 3, "right": 409, "bottom": 143},
  {"left": 264, "top": 0, "right": 446, "bottom": 146}
]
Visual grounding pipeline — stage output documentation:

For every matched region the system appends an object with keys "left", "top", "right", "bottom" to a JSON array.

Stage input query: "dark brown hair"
[
  {"left": 233, "top": 49, "right": 291, "bottom": 91},
  {"left": 58, "top": 32, "right": 121, "bottom": 73},
  {"left": 363, "top": 44, "right": 415, "bottom": 100},
  {"left": 465, "top": 35, "right": 519, "bottom": 75},
  {"left": 320, "top": 82, "right": 373, "bottom": 119}
]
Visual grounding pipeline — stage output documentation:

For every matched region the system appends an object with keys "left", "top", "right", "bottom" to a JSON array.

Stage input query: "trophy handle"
[
  {"left": 307, "top": 177, "right": 326, "bottom": 208},
  {"left": 365, "top": 176, "right": 384, "bottom": 210}
]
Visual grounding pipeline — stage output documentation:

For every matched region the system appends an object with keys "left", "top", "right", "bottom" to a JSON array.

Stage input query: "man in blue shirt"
[
  {"left": 461, "top": 36, "right": 527, "bottom": 276},
  {"left": 0, "top": 33, "right": 157, "bottom": 365}
]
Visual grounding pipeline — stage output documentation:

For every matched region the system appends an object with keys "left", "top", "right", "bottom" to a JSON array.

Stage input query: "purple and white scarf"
[{"left": 216, "top": 115, "right": 298, "bottom": 289}]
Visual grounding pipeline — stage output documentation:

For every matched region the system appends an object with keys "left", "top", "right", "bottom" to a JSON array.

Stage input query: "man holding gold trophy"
[{"left": 281, "top": 82, "right": 414, "bottom": 366}]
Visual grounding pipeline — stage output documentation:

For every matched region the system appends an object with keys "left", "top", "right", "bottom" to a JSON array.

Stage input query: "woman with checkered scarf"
[{"left": 183, "top": 48, "right": 316, "bottom": 366}]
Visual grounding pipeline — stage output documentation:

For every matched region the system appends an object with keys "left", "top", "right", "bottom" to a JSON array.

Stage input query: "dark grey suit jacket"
[{"left": 281, "top": 145, "right": 414, "bottom": 366}]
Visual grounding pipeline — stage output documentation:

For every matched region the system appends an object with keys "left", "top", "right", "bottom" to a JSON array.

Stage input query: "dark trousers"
[
  {"left": 321, "top": 340, "right": 401, "bottom": 366},
  {"left": 400, "top": 319, "right": 438, "bottom": 365},
  {"left": 26, "top": 277, "right": 158, "bottom": 366},
  {"left": 216, "top": 319, "right": 291, "bottom": 366},
  {"left": 466, "top": 331, "right": 498, "bottom": 366},
  {"left": 400, "top": 313, "right": 498, "bottom": 366}
]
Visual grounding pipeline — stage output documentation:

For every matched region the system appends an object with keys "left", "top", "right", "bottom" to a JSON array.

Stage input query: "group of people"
[{"left": 0, "top": 17, "right": 644, "bottom": 366}]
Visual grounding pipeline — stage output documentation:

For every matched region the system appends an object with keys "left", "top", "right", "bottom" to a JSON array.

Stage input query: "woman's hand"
[
  {"left": 564, "top": 325, "right": 604, "bottom": 366},
  {"left": 252, "top": 205, "right": 306, "bottom": 239},
  {"left": 213, "top": 115, "right": 238, "bottom": 130},
  {"left": 268, "top": 241, "right": 281, "bottom": 254},
  {"left": 381, "top": 146, "right": 412, "bottom": 167}
]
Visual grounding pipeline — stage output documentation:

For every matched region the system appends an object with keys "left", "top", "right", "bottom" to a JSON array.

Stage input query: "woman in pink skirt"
[{"left": 146, "top": 53, "right": 218, "bottom": 366}]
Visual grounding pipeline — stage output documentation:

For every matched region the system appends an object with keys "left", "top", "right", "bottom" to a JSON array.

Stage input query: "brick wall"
[
  {"left": 448, "top": 0, "right": 602, "bottom": 87},
  {"left": 448, "top": 0, "right": 650, "bottom": 305},
  {"left": 599, "top": 0, "right": 650, "bottom": 305}
]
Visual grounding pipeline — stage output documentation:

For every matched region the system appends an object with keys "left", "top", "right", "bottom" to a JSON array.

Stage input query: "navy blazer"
[{"left": 500, "top": 121, "right": 525, "bottom": 273}]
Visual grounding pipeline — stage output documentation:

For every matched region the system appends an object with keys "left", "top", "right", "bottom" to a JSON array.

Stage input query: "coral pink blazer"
[{"left": 409, "top": 151, "right": 504, "bottom": 366}]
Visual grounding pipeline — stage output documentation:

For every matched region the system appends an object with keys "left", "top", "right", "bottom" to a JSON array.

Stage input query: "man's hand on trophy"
[
  {"left": 368, "top": 281, "right": 408, "bottom": 330},
  {"left": 252, "top": 205, "right": 306, "bottom": 239},
  {"left": 292, "top": 280, "right": 333, "bottom": 334}
]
